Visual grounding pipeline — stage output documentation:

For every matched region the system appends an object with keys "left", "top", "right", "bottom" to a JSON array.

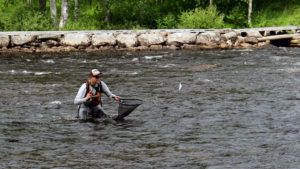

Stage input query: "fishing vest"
[{"left": 84, "top": 81, "right": 103, "bottom": 107}]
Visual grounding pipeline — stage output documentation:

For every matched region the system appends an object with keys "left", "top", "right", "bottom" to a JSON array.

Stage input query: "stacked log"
[{"left": 290, "top": 35, "right": 300, "bottom": 47}]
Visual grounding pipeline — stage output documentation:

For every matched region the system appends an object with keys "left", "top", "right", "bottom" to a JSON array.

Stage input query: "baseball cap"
[{"left": 90, "top": 69, "right": 102, "bottom": 76}]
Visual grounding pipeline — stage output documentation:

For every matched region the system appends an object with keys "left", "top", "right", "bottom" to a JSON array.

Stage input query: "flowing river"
[{"left": 0, "top": 47, "right": 300, "bottom": 168}]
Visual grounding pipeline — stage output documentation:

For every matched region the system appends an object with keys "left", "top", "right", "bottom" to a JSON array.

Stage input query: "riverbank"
[{"left": 1, "top": 26, "right": 300, "bottom": 53}]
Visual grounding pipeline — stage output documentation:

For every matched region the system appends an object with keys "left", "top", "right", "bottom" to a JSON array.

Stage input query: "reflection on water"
[{"left": 0, "top": 47, "right": 300, "bottom": 168}]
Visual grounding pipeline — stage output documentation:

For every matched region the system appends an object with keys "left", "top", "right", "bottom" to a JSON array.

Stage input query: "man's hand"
[
  {"left": 114, "top": 96, "right": 120, "bottom": 101},
  {"left": 85, "top": 91, "right": 93, "bottom": 101}
]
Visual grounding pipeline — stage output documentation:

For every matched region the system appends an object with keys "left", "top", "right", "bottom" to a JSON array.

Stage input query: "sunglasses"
[{"left": 93, "top": 76, "right": 100, "bottom": 79}]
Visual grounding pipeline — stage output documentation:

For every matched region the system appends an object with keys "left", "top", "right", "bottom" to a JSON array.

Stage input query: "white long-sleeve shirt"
[{"left": 74, "top": 81, "right": 116, "bottom": 105}]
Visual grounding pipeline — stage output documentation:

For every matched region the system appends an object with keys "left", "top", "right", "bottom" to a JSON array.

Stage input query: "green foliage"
[
  {"left": 177, "top": 6, "right": 224, "bottom": 29},
  {"left": 156, "top": 13, "right": 177, "bottom": 29},
  {"left": 0, "top": 3, "right": 53, "bottom": 31},
  {"left": 253, "top": 6, "right": 300, "bottom": 27},
  {"left": 224, "top": 3, "right": 248, "bottom": 28},
  {"left": 0, "top": 0, "right": 300, "bottom": 31}
]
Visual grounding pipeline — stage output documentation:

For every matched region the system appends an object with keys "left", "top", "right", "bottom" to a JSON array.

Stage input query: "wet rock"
[
  {"left": 169, "top": 45, "right": 180, "bottom": 50},
  {"left": 219, "top": 42, "right": 229, "bottom": 49},
  {"left": 0, "top": 35, "right": 9, "bottom": 47},
  {"left": 61, "top": 33, "right": 91, "bottom": 47},
  {"left": 136, "top": 46, "right": 150, "bottom": 50},
  {"left": 92, "top": 33, "right": 116, "bottom": 46},
  {"left": 99, "top": 46, "right": 115, "bottom": 51},
  {"left": 167, "top": 32, "right": 197, "bottom": 45},
  {"left": 116, "top": 33, "right": 138, "bottom": 48},
  {"left": 11, "top": 34, "right": 36, "bottom": 46},
  {"left": 138, "top": 33, "right": 166, "bottom": 46},
  {"left": 149, "top": 45, "right": 163, "bottom": 50},
  {"left": 241, "top": 43, "right": 253, "bottom": 48},
  {"left": 182, "top": 44, "right": 202, "bottom": 50}
]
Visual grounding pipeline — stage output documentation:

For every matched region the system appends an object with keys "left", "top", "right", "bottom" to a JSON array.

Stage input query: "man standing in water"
[{"left": 74, "top": 69, "right": 120, "bottom": 120}]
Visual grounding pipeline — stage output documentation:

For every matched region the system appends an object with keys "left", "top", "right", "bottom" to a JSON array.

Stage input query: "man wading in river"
[{"left": 74, "top": 69, "right": 120, "bottom": 120}]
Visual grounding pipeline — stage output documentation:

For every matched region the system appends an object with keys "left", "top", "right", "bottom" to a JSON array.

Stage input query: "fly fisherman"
[{"left": 74, "top": 69, "right": 120, "bottom": 121}]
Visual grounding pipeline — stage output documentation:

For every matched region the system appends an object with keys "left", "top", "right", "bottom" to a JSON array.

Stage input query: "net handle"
[{"left": 119, "top": 99, "right": 143, "bottom": 106}]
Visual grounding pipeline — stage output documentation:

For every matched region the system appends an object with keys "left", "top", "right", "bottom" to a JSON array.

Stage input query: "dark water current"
[{"left": 0, "top": 47, "right": 300, "bottom": 169}]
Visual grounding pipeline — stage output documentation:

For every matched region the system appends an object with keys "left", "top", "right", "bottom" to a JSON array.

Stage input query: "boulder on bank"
[
  {"left": 116, "top": 34, "right": 138, "bottom": 48},
  {"left": 245, "top": 30, "right": 263, "bottom": 38},
  {"left": 138, "top": 33, "right": 166, "bottom": 46},
  {"left": 196, "top": 31, "right": 221, "bottom": 45},
  {"left": 37, "top": 33, "right": 62, "bottom": 40},
  {"left": 221, "top": 31, "right": 238, "bottom": 41},
  {"left": 167, "top": 32, "right": 197, "bottom": 45},
  {"left": 245, "top": 37, "right": 258, "bottom": 44},
  {"left": 92, "top": 33, "right": 116, "bottom": 46},
  {"left": 0, "top": 35, "right": 9, "bottom": 47},
  {"left": 60, "top": 33, "right": 90, "bottom": 46},
  {"left": 11, "top": 34, "right": 36, "bottom": 46}
]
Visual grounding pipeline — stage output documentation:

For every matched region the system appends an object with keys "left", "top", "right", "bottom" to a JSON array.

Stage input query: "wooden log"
[
  {"left": 290, "top": 43, "right": 300, "bottom": 47},
  {"left": 290, "top": 39, "right": 300, "bottom": 44},
  {"left": 258, "top": 34, "right": 300, "bottom": 41}
]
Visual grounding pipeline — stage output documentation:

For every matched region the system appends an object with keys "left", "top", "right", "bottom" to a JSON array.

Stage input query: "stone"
[
  {"left": 221, "top": 31, "right": 238, "bottom": 41},
  {"left": 245, "top": 30, "right": 263, "bottom": 38},
  {"left": 37, "top": 33, "right": 61, "bottom": 40},
  {"left": 0, "top": 35, "right": 9, "bottom": 47},
  {"left": 181, "top": 44, "right": 202, "bottom": 50},
  {"left": 149, "top": 45, "right": 163, "bottom": 50},
  {"left": 61, "top": 33, "right": 91, "bottom": 47},
  {"left": 46, "top": 40, "right": 59, "bottom": 47},
  {"left": 116, "top": 33, "right": 138, "bottom": 48},
  {"left": 245, "top": 37, "right": 258, "bottom": 44},
  {"left": 241, "top": 43, "right": 253, "bottom": 48},
  {"left": 138, "top": 33, "right": 166, "bottom": 46},
  {"left": 196, "top": 31, "right": 221, "bottom": 45},
  {"left": 92, "top": 33, "right": 116, "bottom": 46},
  {"left": 136, "top": 46, "right": 150, "bottom": 50},
  {"left": 11, "top": 34, "right": 36, "bottom": 46},
  {"left": 167, "top": 32, "right": 197, "bottom": 45}
]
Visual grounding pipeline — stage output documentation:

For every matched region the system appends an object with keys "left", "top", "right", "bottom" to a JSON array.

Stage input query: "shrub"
[
  {"left": 156, "top": 13, "right": 177, "bottom": 29},
  {"left": 177, "top": 6, "right": 224, "bottom": 29}
]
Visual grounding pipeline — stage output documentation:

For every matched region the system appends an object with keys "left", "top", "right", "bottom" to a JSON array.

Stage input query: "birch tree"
[
  {"left": 59, "top": 0, "right": 68, "bottom": 29},
  {"left": 50, "top": 0, "right": 57, "bottom": 26},
  {"left": 248, "top": 0, "right": 252, "bottom": 25},
  {"left": 210, "top": 0, "right": 213, "bottom": 7},
  {"left": 74, "top": 0, "right": 79, "bottom": 21}
]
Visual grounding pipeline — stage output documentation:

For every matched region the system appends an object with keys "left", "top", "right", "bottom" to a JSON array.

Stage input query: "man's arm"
[{"left": 74, "top": 84, "right": 88, "bottom": 105}]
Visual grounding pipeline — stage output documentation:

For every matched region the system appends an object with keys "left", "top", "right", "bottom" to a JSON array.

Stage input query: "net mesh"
[{"left": 116, "top": 99, "right": 142, "bottom": 120}]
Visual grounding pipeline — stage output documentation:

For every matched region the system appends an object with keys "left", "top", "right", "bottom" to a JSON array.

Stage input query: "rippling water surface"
[{"left": 0, "top": 47, "right": 300, "bottom": 168}]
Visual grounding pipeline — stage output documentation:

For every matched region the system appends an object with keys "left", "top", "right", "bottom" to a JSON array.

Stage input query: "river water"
[{"left": 0, "top": 47, "right": 300, "bottom": 168}]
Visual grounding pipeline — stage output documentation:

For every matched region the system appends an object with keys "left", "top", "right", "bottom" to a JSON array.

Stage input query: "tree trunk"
[
  {"left": 210, "top": 0, "right": 213, "bottom": 7},
  {"left": 39, "top": 0, "right": 46, "bottom": 12},
  {"left": 103, "top": 0, "right": 111, "bottom": 23},
  {"left": 50, "top": 0, "right": 58, "bottom": 26},
  {"left": 27, "top": 0, "right": 31, "bottom": 4},
  {"left": 59, "top": 0, "right": 69, "bottom": 29},
  {"left": 248, "top": 0, "right": 252, "bottom": 25},
  {"left": 74, "top": 0, "right": 79, "bottom": 21}
]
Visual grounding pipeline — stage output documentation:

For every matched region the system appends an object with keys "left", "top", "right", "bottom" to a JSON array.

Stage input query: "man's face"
[{"left": 90, "top": 75, "right": 100, "bottom": 84}]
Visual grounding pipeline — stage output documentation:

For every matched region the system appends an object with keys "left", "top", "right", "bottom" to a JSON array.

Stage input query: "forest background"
[{"left": 0, "top": 0, "right": 300, "bottom": 31}]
